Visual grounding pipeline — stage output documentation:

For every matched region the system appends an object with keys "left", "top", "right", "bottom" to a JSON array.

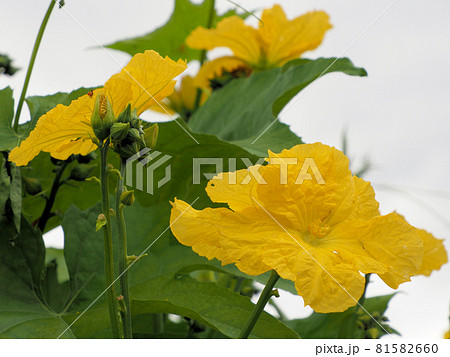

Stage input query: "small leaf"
[
  {"left": 0, "top": 86, "right": 20, "bottom": 151},
  {"left": 105, "top": 0, "right": 248, "bottom": 62}
]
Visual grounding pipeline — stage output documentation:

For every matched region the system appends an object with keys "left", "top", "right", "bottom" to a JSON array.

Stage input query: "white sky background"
[{"left": 1, "top": 0, "right": 449, "bottom": 339}]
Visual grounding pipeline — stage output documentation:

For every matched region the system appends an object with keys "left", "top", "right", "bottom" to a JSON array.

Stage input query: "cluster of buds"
[{"left": 90, "top": 93, "right": 159, "bottom": 158}]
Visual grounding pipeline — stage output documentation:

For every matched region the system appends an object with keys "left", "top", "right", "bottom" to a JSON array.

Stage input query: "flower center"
[{"left": 308, "top": 219, "right": 330, "bottom": 238}]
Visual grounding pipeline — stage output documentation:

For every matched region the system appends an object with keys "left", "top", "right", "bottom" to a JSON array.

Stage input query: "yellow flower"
[
  {"left": 186, "top": 4, "right": 332, "bottom": 78},
  {"left": 9, "top": 50, "right": 187, "bottom": 166},
  {"left": 445, "top": 330, "right": 450, "bottom": 339},
  {"left": 150, "top": 75, "right": 208, "bottom": 117},
  {"left": 170, "top": 143, "right": 447, "bottom": 313}
]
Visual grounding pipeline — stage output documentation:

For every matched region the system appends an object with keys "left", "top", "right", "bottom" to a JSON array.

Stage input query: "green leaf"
[
  {"left": 105, "top": 0, "right": 247, "bottom": 62},
  {"left": 62, "top": 204, "right": 107, "bottom": 312},
  {"left": 189, "top": 58, "right": 367, "bottom": 156},
  {"left": 129, "top": 274, "right": 299, "bottom": 339},
  {"left": 0, "top": 216, "right": 75, "bottom": 338},
  {"left": 0, "top": 153, "right": 22, "bottom": 233},
  {"left": 0, "top": 86, "right": 20, "bottom": 151},
  {"left": 58, "top": 203, "right": 299, "bottom": 339},
  {"left": 45, "top": 248, "right": 69, "bottom": 284},
  {"left": 285, "top": 294, "right": 398, "bottom": 339}
]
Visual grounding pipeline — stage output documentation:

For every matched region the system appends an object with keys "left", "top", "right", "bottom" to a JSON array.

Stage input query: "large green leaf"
[
  {"left": 0, "top": 86, "right": 20, "bottom": 151},
  {"left": 285, "top": 294, "right": 398, "bottom": 339},
  {"left": 0, "top": 216, "right": 75, "bottom": 338},
  {"left": 105, "top": 0, "right": 247, "bottom": 62},
  {"left": 58, "top": 203, "right": 299, "bottom": 339},
  {"left": 189, "top": 58, "right": 367, "bottom": 156},
  {"left": 62, "top": 204, "right": 107, "bottom": 312},
  {"left": 130, "top": 274, "right": 299, "bottom": 339}
]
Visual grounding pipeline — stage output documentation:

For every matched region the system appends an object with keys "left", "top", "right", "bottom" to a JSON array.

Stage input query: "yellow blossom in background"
[
  {"left": 150, "top": 75, "right": 208, "bottom": 118},
  {"left": 170, "top": 143, "right": 447, "bottom": 313},
  {"left": 186, "top": 4, "right": 332, "bottom": 85},
  {"left": 9, "top": 50, "right": 187, "bottom": 166},
  {"left": 445, "top": 330, "right": 450, "bottom": 339}
]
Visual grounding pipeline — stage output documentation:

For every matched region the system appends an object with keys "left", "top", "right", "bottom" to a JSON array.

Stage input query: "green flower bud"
[
  {"left": 111, "top": 122, "right": 130, "bottom": 142},
  {"left": 22, "top": 176, "right": 42, "bottom": 196},
  {"left": 121, "top": 141, "right": 141, "bottom": 158},
  {"left": 120, "top": 189, "right": 135, "bottom": 206},
  {"left": 117, "top": 103, "right": 132, "bottom": 124},
  {"left": 126, "top": 254, "right": 147, "bottom": 267},
  {"left": 128, "top": 128, "right": 146, "bottom": 146},
  {"left": 68, "top": 164, "right": 96, "bottom": 182},
  {"left": 144, "top": 123, "right": 159, "bottom": 150},
  {"left": 91, "top": 92, "right": 116, "bottom": 141},
  {"left": 96, "top": 213, "right": 107, "bottom": 232}
]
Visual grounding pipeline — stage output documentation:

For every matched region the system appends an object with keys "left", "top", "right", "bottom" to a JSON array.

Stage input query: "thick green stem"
[
  {"left": 238, "top": 270, "right": 280, "bottom": 339},
  {"left": 13, "top": 0, "right": 57, "bottom": 131},
  {"left": 37, "top": 160, "right": 68, "bottom": 231},
  {"left": 116, "top": 158, "right": 132, "bottom": 338},
  {"left": 358, "top": 273, "right": 371, "bottom": 307},
  {"left": 100, "top": 143, "right": 121, "bottom": 338},
  {"left": 192, "top": 0, "right": 215, "bottom": 115}
]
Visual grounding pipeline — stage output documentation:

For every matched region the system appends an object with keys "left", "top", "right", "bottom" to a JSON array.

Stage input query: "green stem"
[
  {"left": 100, "top": 143, "right": 121, "bottom": 338},
  {"left": 116, "top": 158, "right": 132, "bottom": 338},
  {"left": 238, "top": 270, "right": 280, "bottom": 339},
  {"left": 358, "top": 273, "right": 371, "bottom": 307},
  {"left": 192, "top": 0, "right": 215, "bottom": 115},
  {"left": 37, "top": 160, "right": 68, "bottom": 231},
  {"left": 13, "top": 0, "right": 57, "bottom": 131}
]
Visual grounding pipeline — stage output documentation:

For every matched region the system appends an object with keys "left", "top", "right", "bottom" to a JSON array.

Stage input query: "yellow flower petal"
[
  {"left": 105, "top": 50, "right": 187, "bottom": 116},
  {"left": 194, "top": 56, "right": 250, "bottom": 89},
  {"left": 186, "top": 17, "right": 262, "bottom": 67},
  {"left": 9, "top": 92, "right": 97, "bottom": 166},
  {"left": 293, "top": 252, "right": 365, "bottom": 313},
  {"left": 415, "top": 229, "right": 448, "bottom": 276},
  {"left": 148, "top": 99, "right": 176, "bottom": 115},
  {"left": 257, "top": 143, "right": 353, "bottom": 231},
  {"left": 359, "top": 213, "right": 424, "bottom": 288},
  {"left": 170, "top": 198, "right": 274, "bottom": 275},
  {"left": 206, "top": 167, "right": 263, "bottom": 212},
  {"left": 259, "top": 6, "right": 332, "bottom": 66},
  {"left": 348, "top": 176, "right": 380, "bottom": 220}
]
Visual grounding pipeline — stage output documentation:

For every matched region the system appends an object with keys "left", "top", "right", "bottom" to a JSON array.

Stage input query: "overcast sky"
[{"left": 1, "top": 0, "right": 449, "bottom": 338}]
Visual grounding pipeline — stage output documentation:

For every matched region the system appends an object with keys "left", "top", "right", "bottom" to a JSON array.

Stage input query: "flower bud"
[
  {"left": 91, "top": 92, "right": 116, "bottom": 141},
  {"left": 110, "top": 122, "right": 130, "bottom": 142},
  {"left": 144, "top": 123, "right": 159, "bottom": 150},
  {"left": 117, "top": 104, "right": 132, "bottom": 124},
  {"left": 68, "top": 164, "right": 96, "bottom": 182},
  {"left": 128, "top": 128, "right": 146, "bottom": 147},
  {"left": 96, "top": 213, "right": 107, "bottom": 231},
  {"left": 120, "top": 189, "right": 135, "bottom": 206}
]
